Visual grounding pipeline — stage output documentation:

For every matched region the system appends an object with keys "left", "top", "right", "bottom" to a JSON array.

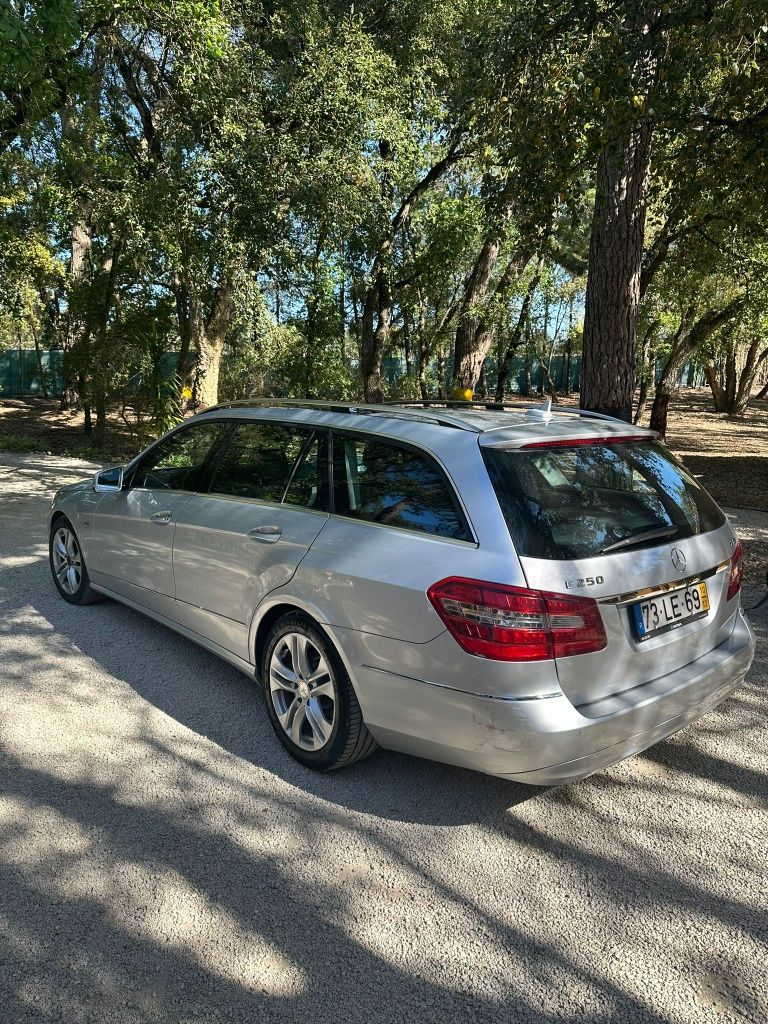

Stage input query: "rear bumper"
[{"left": 359, "top": 610, "right": 755, "bottom": 785}]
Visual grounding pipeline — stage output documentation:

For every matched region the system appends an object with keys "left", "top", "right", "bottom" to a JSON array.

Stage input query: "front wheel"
[
  {"left": 49, "top": 518, "right": 102, "bottom": 605},
  {"left": 262, "top": 613, "right": 378, "bottom": 770}
]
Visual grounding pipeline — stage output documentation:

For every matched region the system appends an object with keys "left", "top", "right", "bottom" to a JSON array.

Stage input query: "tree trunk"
[
  {"left": 359, "top": 141, "right": 464, "bottom": 403},
  {"left": 360, "top": 270, "right": 392, "bottom": 403},
  {"left": 192, "top": 273, "right": 235, "bottom": 409},
  {"left": 402, "top": 309, "right": 413, "bottom": 378},
  {"left": 704, "top": 360, "right": 727, "bottom": 412},
  {"left": 706, "top": 338, "right": 768, "bottom": 415},
  {"left": 173, "top": 272, "right": 195, "bottom": 385},
  {"left": 451, "top": 190, "right": 522, "bottom": 392},
  {"left": 581, "top": 120, "right": 653, "bottom": 421},
  {"left": 30, "top": 317, "right": 50, "bottom": 398},
  {"left": 634, "top": 320, "right": 659, "bottom": 424},
  {"left": 194, "top": 332, "right": 224, "bottom": 408},
  {"left": 650, "top": 299, "right": 744, "bottom": 437},
  {"left": 437, "top": 346, "right": 446, "bottom": 399},
  {"left": 452, "top": 236, "right": 505, "bottom": 390},
  {"left": 496, "top": 264, "right": 541, "bottom": 401}
]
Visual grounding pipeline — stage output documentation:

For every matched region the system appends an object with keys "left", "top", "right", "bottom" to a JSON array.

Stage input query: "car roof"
[{"left": 195, "top": 399, "right": 656, "bottom": 449}]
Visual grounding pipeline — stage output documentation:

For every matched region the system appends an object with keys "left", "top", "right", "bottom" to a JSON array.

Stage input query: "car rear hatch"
[{"left": 480, "top": 426, "right": 742, "bottom": 709}]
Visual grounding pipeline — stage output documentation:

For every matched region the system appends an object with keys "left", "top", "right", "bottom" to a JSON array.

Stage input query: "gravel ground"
[{"left": 0, "top": 452, "right": 766, "bottom": 1024}]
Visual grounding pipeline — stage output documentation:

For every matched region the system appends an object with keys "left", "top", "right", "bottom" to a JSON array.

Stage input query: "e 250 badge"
[{"left": 564, "top": 575, "right": 604, "bottom": 589}]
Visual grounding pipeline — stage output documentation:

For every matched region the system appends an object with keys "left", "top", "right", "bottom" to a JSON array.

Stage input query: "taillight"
[
  {"left": 726, "top": 540, "right": 743, "bottom": 601},
  {"left": 426, "top": 577, "right": 607, "bottom": 661}
]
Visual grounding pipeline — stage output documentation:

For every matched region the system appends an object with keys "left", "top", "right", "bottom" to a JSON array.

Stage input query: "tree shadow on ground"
[{"left": 2, "top": 456, "right": 766, "bottom": 1024}]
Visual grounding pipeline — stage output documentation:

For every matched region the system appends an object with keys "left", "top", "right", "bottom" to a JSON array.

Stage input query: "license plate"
[{"left": 632, "top": 581, "right": 710, "bottom": 641}]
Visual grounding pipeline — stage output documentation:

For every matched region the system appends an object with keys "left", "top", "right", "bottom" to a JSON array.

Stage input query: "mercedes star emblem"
[{"left": 671, "top": 548, "right": 687, "bottom": 573}]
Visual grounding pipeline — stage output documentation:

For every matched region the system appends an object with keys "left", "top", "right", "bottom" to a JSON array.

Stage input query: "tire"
[
  {"left": 49, "top": 516, "right": 103, "bottom": 606},
  {"left": 262, "top": 612, "right": 378, "bottom": 770}
]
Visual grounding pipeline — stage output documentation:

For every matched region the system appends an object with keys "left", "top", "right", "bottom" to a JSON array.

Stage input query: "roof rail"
[
  {"left": 199, "top": 397, "right": 481, "bottom": 432},
  {"left": 385, "top": 399, "right": 628, "bottom": 425}
]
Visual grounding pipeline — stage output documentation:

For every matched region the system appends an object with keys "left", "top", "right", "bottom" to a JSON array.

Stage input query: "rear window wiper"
[{"left": 600, "top": 525, "right": 679, "bottom": 554}]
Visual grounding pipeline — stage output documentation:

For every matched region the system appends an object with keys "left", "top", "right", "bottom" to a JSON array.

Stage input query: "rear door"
[
  {"left": 482, "top": 438, "right": 739, "bottom": 706},
  {"left": 172, "top": 421, "right": 329, "bottom": 660},
  {"left": 91, "top": 420, "right": 227, "bottom": 620}
]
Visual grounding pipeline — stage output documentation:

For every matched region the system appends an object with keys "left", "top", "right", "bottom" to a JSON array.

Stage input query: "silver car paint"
[
  {"left": 172, "top": 494, "right": 329, "bottom": 660},
  {"left": 90, "top": 487, "right": 194, "bottom": 622},
  {"left": 49, "top": 404, "right": 755, "bottom": 783}
]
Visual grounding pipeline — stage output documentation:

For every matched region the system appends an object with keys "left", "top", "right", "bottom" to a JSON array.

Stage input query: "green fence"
[
  {"left": 2, "top": 347, "right": 706, "bottom": 399},
  {"left": 0, "top": 349, "right": 65, "bottom": 397}
]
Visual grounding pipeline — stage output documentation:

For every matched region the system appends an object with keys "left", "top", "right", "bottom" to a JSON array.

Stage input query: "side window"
[
  {"left": 283, "top": 432, "right": 329, "bottom": 510},
  {"left": 130, "top": 423, "right": 225, "bottom": 492},
  {"left": 209, "top": 423, "right": 314, "bottom": 503},
  {"left": 331, "top": 432, "right": 471, "bottom": 541}
]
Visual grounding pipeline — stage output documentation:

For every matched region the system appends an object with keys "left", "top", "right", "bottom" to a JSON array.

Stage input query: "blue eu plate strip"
[{"left": 632, "top": 604, "right": 646, "bottom": 638}]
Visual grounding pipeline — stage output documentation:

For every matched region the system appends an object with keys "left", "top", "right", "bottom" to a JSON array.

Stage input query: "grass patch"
[{"left": 0, "top": 434, "right": 51, "bottom": 454}]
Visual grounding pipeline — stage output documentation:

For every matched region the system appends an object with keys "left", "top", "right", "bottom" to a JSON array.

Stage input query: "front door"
[
  {"left": 91, "top": 420, "right": 228, "bottom": 619},
  {"left": 173, "top": 422, "right": 329, "bottom": 660}
]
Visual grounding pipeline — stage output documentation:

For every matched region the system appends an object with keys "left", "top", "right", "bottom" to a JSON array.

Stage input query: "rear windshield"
[{"left": 483, "top": 440, "right": 726, "bottom": 560}]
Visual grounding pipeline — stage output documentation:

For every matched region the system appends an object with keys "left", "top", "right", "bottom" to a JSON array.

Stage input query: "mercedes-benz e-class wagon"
[{"left": 48, "top": 399, "right": 754, "bottom": 784}]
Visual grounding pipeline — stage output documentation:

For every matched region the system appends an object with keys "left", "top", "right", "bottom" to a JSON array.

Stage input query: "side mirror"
[{"left": 93, "top": 466, "right": 124, "bottom": 492}]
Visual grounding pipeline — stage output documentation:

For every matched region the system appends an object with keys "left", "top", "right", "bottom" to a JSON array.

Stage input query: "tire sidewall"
[
  {"left": 262, "top": 614, "right": 352, "bottom": 769},
  {"left": 49, "top": 517, "right": 91, "bottom": 605}
]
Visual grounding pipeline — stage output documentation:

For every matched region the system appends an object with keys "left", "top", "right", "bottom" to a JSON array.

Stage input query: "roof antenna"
[{"left": 526, "top": 397, "right": 553, "bottom": 425}]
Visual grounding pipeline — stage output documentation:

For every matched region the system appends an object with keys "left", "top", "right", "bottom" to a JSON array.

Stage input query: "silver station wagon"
[{"left": 49, "top": 400, "right": 755, "bottom": 784}]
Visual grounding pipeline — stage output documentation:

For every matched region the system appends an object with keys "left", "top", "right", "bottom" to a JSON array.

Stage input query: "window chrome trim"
[
  {"left": 198, "top": 491, "right": 330, "bottom": 517},
  {"left": 327, "top": 512, "right": 478, "bottom": 547}
]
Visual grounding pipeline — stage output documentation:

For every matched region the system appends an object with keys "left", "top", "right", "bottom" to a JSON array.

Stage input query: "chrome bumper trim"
[{"left": 598, "top": 559, "right": 731, "bottom": 607}]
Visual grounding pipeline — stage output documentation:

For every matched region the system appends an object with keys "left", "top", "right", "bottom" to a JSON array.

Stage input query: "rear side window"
[
  {"left": 331, "top": 432, "right": 471, "bottom": 541},
  {"left": 483, "top": 441, "right": 726, "bottom": 560},
  {"left": 210, "top": 423, "right": 314, "bottom": 504},
  {"left": 130, "top": 422, "right": 225, "bottom": 492}
]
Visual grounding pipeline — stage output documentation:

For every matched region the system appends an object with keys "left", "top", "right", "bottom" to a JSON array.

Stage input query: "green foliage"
[{"left": 1, "top": 0, "right": 767, "bottom": 432}]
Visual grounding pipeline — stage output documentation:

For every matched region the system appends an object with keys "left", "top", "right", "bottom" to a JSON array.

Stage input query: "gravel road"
[{"left": 1, "top": 451, "right": 766, "bottom": 1024}]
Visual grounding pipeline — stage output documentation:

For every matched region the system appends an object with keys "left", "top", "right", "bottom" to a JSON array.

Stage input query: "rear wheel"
[
  {"left": 49, "top": 518, "right": 102, "bottom": 605},
  {"left": 262, "top": 612, "right": 377, "bottom": 770}
]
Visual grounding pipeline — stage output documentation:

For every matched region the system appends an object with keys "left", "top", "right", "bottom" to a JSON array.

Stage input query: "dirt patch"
[
  {"left": 657, "top": 391, "right": 768, "bottom": 511},
  {"left": 0, "top": 398, "right": 139, "bottom": 463}
]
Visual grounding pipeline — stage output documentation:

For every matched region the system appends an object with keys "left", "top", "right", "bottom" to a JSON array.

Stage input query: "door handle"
[
  {"left": 247, "top": 525, "right": 282, "bottom": 543},
  {"left": 150, "top": 511, "right": 173, "bottom": 524}
]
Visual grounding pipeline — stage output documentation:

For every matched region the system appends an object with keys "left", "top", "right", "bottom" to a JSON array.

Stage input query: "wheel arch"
[{"left": 251, "top": 595, "right": 358, "bottom": 693}]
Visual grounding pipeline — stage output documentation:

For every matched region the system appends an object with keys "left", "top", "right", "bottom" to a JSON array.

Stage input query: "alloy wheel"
[
  {"left": 269, "top": 632, "right": 336, "bottom": 750},
  {"left": 52, "top": 526, "right": 83, "bottom": 596}
]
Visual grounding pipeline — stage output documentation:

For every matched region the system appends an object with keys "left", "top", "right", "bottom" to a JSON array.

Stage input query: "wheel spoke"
[
  {"left": 290, "top": 633, "right": 312, "bottom": 681},
  {"left": 55, "top": 561, "right": 68, "bottom": 580},
  {"left": 311, "top": 678, "right": 335, "bottom": 700},
  {"left": 66, "top": 567, "right": 79, "bottom": 592},
  {"left": 275, "top": 694, "right": 298, "bottom": 730},
  {"left": 270, "top": 660, "right": 298, "bottom": 692},
  {"left": 55, "top": 534, "right": 68, "bottom": 558},
  {"left": 304, "top": 700, "right": 332, "bottom": 746},
  {"left": 289, "top": 702, "right": 308, "bottom": 745},
  {"left": 65, "top": 533, "right": 77, "bottom": 558},
  {"left": 307, "top": 661, "right": 330, "bottom": 685}
]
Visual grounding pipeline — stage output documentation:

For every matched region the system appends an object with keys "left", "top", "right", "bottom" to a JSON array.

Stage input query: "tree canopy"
[{"left": 2, "top": 1, "right": 767, "bottom": 438}]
